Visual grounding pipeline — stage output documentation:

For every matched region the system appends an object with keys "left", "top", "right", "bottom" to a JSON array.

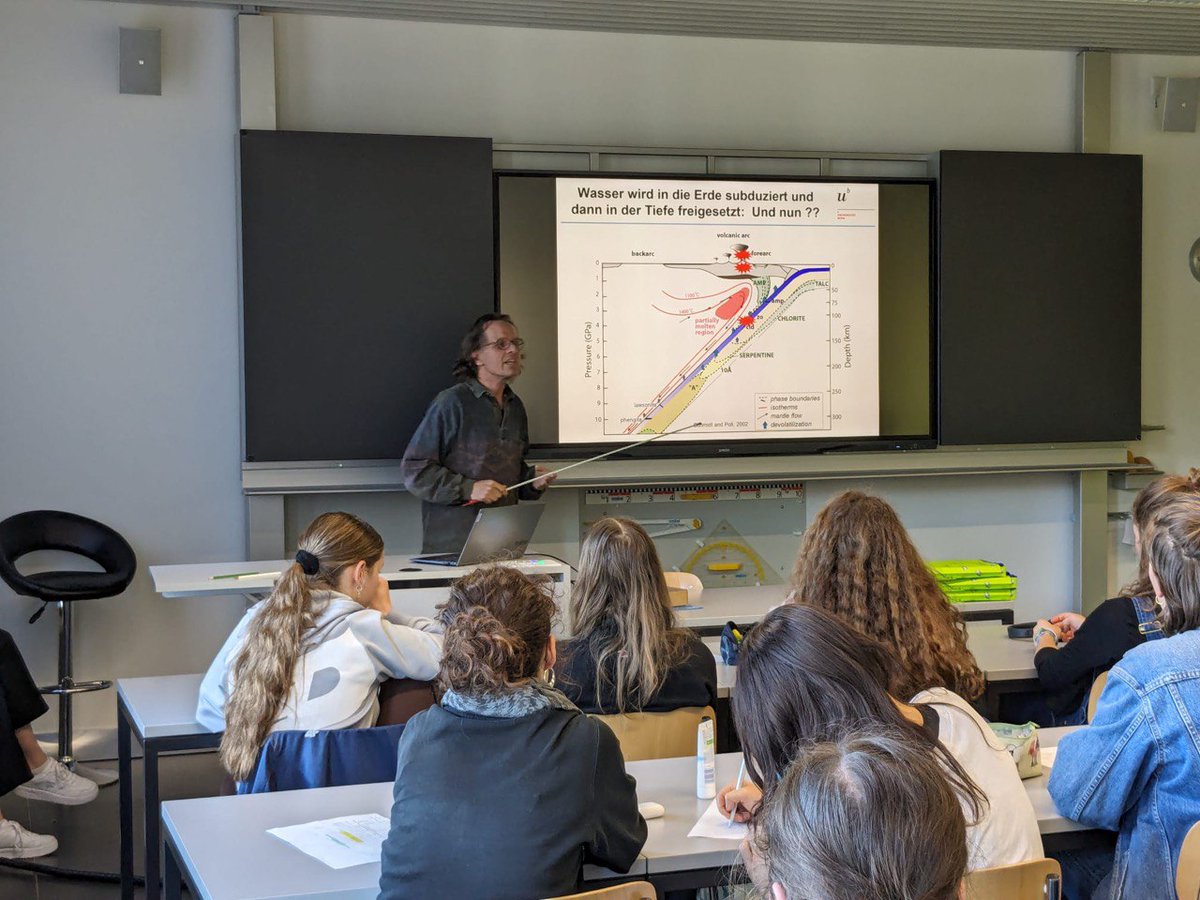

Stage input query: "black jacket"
[
  {"left": 556, "top": 628, "right": 718, "bottom": 714},
  {"left": 378, "top": 703, "right": 646, "bottom": 900},
  {"left": 1034, "top": 595, "right": 1146, "bottom": 715}
]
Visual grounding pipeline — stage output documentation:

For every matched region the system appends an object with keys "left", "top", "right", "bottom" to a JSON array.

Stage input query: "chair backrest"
[
  {"left": 966, "top": 857, "right": 1062, "bottom": 900},
  {"left": 1087, "top": 670, "right": 1110, "bottom": 723},
  {"left": 239, "top": 723, "right": 406, "bottom": 794},
  {"left": 0, "top": 509, "right": 137, "bottom": 600},
  {"left": 663, "top": 571, "right": 703, "bottom": 607},
  {"left": 591, "top": 706, "right": 716, "bottom": 762},
  {"left": 546, "top": 880, "right": 656, "bottom": 900},
  {"left": 1177, "top": 819, "right": 1200, "bottom": 900}
]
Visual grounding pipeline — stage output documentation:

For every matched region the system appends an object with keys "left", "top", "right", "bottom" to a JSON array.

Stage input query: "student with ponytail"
[
  {"left": 196, "top": 512, "right": 443, "bottom": 782},
  {"left": 1050, "top": 491, "right": 1200, "bottom": 899},
  {"left": 378, "top": 565, "right": 645, "bottom": 900}
]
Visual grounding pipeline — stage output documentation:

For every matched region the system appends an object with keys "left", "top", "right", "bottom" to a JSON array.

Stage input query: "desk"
[
  {"left": 159, "top": 730, "right": 1084, "bottom": 899},
  {"left": 118, "top": 674, "right": 220, "bottom": 900},
  {"left": 675, "top": 584, "right": 1013, "bottom": 634},
  {"left": 968, "top": 621, "right": 1040, "bottom": 719},
  {"left": 150, "top": 554, "right": 571, "bottom": 599},
  {"left": 161, "top": 782, "right": 642, "bottom": 900},
  {"left": 704, "top": 620, "right": 1037, "bottom": 702},
  {"left": 633, "top": 727, "right": 1084, "bottom": 892}
]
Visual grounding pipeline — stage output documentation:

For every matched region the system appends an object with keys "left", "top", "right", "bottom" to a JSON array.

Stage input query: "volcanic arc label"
[{"left": 556, "top": 178, "right": 880, "bottom": 443}]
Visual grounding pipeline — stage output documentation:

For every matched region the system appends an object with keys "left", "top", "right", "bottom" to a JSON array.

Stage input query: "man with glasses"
[{"left": 402, "top": 313, "right": 555, "bottom": 554}]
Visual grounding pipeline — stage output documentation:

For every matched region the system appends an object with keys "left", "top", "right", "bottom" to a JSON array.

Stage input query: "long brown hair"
[
  {"left": 1146, "top": 493, "right": 1200, "bottom": 637},
  {"left": 732, "top": 603, "right": 985, "bottom": 823},
  {"left": 220, "top": 512, "right": 383, "bottom": 781},
  {"left": 437, "top": 565, "right": 555, "bottom": 696},
  {"left": 755, "top": 728, "right": 969, "bottom": 900},
  {"left": 790, "top": 490, "right": 985, "bottom": 700},
  {"left": 1120, "top": 469, "right": 1200, "bottom": 600},
  {"left": 567, "top": 517, "right": 690, "bottom": 712}
]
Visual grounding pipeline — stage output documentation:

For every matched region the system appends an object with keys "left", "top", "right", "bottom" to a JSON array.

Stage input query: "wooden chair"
[
  {"left": 1087, "top": 670, "right": 1109, "bottom": 723},
  {"left": 547, "top": 881, "right": 656, "bottom": 900},
  {"left": 592, "top": 705, "right": 717, "bottom": 761},
  {"left": 1177, "top": 819, "right": 1200, "bottom": 900},
  {"left": 966, "top": 858, "right": 1062, "bottom": 899},
  {"left": 664, "top": 570, "right": 702, "bottom": 607}
]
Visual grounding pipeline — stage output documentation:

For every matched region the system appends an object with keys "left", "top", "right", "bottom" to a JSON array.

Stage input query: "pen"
[
  {"left": 210, "top": 571, "right": 282, "bottom": 581},
  {"left": 728, "top": 758, "right": 746, "bottom": 826}
]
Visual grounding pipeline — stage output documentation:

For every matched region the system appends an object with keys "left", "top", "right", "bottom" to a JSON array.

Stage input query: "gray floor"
[{"left": 0, "top": 751, "right": 225, "bottom": 899}]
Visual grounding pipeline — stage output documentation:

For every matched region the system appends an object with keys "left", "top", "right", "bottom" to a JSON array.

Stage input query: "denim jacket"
[{"left": 1048, "top": 629, "right": 1200, "bottom": 899}]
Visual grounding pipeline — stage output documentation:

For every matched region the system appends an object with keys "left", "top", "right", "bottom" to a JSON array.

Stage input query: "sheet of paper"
[
  {"left": 268, "top": 813, "right": 390, "bottom": 869},
  {"left": 1040, "top": 746, "right": 1058, "bottom": 769},
  {"left": 687, "top": 798, "right": 749, "bottom": 840}
]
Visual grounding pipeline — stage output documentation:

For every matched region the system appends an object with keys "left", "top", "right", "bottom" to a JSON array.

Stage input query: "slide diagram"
[
  {"left": 556, "top": 177, "right": 880, "bottom": 443},
  {"left": 606, "top": 259, "right": 832, "bottom": 436}
]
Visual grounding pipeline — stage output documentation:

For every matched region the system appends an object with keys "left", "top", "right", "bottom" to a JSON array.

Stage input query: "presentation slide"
[{"left": 555, "top": 178, "right": 879, "bottom": 444}]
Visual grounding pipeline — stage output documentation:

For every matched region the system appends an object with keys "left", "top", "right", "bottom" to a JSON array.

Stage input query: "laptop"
[{"left": 410, "top": 503, "right": 546, "bottom": 567}]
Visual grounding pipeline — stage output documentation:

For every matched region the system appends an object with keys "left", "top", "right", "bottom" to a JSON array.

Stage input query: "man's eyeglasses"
[{"left": 481, "top": 338, "right": 525, "bottom": 352}]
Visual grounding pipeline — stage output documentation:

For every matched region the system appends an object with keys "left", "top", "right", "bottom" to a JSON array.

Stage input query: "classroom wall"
[
  {"left": 272, "top": 14, "right": 1075, "bottom": 152},
  {"left": 6, "top": 1, "right": 1191, "bottom": 752},
  {"left": 266, "top": 13, "right": 1083, "bottom": 621},
  {"left": 0, "top": 0, "right": 246, "bottom": 749},
  {"left": 1106, "top": 53, "right": 1200, "bottom": 594}
]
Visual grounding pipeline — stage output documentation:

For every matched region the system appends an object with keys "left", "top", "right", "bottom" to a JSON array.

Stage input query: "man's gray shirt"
[{"left": 401, "top": 379, "right": 542, "bottom": 553}]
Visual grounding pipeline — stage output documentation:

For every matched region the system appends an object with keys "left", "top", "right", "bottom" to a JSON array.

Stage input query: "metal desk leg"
[
  {"left": 118, "top": 698, "right": 135, "bottom": 900},
  {"left": 164, "top": 836, "right": 182, "bottom": 900},
  {"left": 144, "top": 742, "right": 160, "bottom": 899}
]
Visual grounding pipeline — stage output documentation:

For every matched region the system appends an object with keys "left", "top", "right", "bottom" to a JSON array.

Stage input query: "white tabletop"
[
  {"left": 117, "top": 674, "right": 216, "bottom": 740},
  {"left": 674, "top": 584, "right": 1012, "bottom": 630},
  {"left": 674, "top": 584, "right": 790, "bottom": 629},
  {"left": 965, "top": 621, "right": 1038, "bottom": 681},
  {"left": 150, "top": 555, "right": 571, "bottom": 599},
  {"left": 632, "top": 727, "right": 1084, "bottom": 874},
  {"left": 163, "top": 782, "right": 641, "bottom": 899},
  {"left": 704, "top": 619, "right": 1037, "bottom": 698},
  {"left": 1025, "top": 726, "right": 1080, "bottom": 834},
  {"left": 160, "top": 727, "right": 1084, "bottom": 897}
]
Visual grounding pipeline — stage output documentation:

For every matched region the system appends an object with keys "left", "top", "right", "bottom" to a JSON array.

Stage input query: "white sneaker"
[
  {"left": 0, "top": 820, "right": 57, "bottom": 859},
  {"left": 13, "top": 758, "right": 99, "bottom": 806}
]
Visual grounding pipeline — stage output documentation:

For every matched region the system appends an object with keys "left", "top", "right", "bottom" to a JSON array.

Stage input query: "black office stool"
[{"left": 0, "top": 510, "right": 136, "bottom": 767}]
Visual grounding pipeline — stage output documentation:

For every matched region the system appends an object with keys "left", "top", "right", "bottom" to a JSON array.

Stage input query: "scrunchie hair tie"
[{"left": 295, "top": 549, "right": 320, "bottom": 576}]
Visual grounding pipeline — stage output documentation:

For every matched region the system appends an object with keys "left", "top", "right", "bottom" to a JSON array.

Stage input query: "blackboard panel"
[
  {"left": 241, "top": 131, "right": 493, "bottom": 461},
  {"left": 938, "top": 151, "right": 1141, "bottom": 445}
]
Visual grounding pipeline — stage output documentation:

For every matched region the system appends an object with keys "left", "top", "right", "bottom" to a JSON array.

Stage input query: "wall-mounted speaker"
[
  {"left": 119, "top": 28, "right": 161, "bottom": 96},
  {"left": 1155, "top": 76, "right": 1198, "bottom": 132}
]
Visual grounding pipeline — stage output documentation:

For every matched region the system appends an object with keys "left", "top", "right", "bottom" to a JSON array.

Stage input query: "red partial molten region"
[{"left": 714, "top": 286, "right": 751, "bottom": 320}]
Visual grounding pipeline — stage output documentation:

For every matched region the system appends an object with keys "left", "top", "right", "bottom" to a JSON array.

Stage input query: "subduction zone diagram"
[
  {"left": 602, "top": 257, "right": 832, "bottom": 436},
  {"left": 556, "top": 177, "right": 880, "bottom": 444}
]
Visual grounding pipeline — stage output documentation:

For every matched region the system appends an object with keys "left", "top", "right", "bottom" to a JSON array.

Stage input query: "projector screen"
[{"left": 498, "top": 174, "right": 933, "bottom": 456}]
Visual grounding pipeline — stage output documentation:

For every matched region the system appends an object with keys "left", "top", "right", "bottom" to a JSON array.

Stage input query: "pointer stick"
[{"left": 506, "top": 421, "right": 704, "bottom": 492}]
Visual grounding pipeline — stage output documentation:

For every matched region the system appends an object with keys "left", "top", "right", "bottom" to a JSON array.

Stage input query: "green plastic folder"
[
  {"left": 928, "top": 560, "right": 1008, "bottom": 578},
  {"left": 928, "top": 559, "right": 1017, "bottom": 604}
]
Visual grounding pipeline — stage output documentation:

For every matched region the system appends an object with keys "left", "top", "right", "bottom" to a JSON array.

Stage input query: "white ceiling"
[{"left": 97, "top": 0, "right": 1200, "bottom": 54}]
